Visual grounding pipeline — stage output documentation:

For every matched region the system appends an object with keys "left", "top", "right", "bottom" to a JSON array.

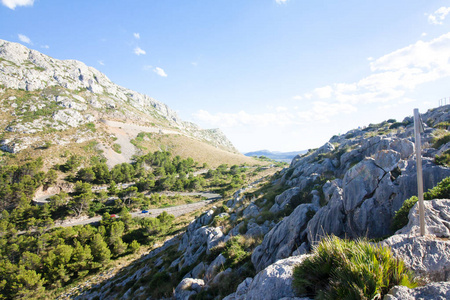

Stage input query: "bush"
[
  {"left": 392, "top": 176, "right": 450, "bottom": 231},
  {"left": 432, "top": 133, "right": 450, "bottom": 149},
  {"left": 292, "top": 236, "right": 417, "bottom": 300}
]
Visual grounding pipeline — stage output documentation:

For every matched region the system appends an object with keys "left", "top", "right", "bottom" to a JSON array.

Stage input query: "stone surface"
[
  {"left": 396, "top": 199, "right": 450, "bottom": 238},
  {"left": 252, "top": 204, "right": 317, "bottom": 272},
  {"left": 174, "top": 278, "right": 205, "bottom": 300},
  {"left": 236, "top": 255, "right": 309, "bottom": 300},
  {"left": 382, "top": 234, "right": 450, "bottom": 282},
  {"left": 384, "top": 282, "right": 450, "bottom": 300}
]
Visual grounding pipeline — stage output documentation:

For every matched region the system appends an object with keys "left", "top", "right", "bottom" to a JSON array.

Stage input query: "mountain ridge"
[{"left": 0, "top": 39, "right": 249, "bottom": 167}]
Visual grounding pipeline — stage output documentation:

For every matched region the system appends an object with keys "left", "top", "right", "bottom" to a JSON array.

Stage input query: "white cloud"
[
  {"left": 143, "top": 65, "right": 153, "bottom": 70},
  {"left": 292, "top": 95, "right": 303, "bottom": 100},
  {"left": 299, "top": 32, "right": 450, "bottom": 107},
  {"left": 193, "top": 100, "right": 356, "bottom": 129},
  {"left": 98, "top": 60, "right": 105, "bottom": 66},
  {"left": 133, "top": 33, "right": 140, "bottom": 39},
  {"left": 41, "top": 45, "right": 49, "bottom": 49},
  {"left": 428, "top": 7, "right": 450, "bottom": 25},
  {"left": 313, "top": 85, "right": 333, "bottom": 99},
  {"left": 134, "top": 47, "right": 146, "bottom": 55},
  {"left": 154, "top": 67, "right": 167, "bottom": 77},
  {"left": 275, "top": 0, "right": 288, "bottom": 4},
  {"left": 2, "top": 0, "right": 34, "bottom": 10},
  {"left": 422, "top": 32, "right": 427, "bottom": 37},
  {"left": 18, "top": 34, "right": 31, "bottom": 44}
]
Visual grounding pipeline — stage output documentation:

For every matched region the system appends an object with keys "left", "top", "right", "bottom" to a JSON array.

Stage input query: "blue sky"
[{"left": 2, "top": 0, "right": 450, "bottom": 152}]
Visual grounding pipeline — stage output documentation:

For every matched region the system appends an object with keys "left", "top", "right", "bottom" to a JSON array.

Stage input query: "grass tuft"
[{"left": 292, "top": 236, "right": 417, "bottom": 300}]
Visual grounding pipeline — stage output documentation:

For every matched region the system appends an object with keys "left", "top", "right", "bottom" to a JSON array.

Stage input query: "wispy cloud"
[
  {"left": 134, "top": 47, "right": 146, "bottom": 56},
  {"left": 41, "top": 45, "right": 49, "bottom": 49},
  {"left": 133, "top": 33, "right": 140, "bottom": 39},
  {"left": 2, "top": 0, "right": 34, "bottom": 10},
  {"left": 154, "top": 67, "right": 168, "bottom": 77},
  {"left": 427, "top": 7, "right": 450, "bottom": 25},
  {"left": 275, "top": 0, "right": 288, "bottom": 4},
  {"left": 195, "top": 31, "right": 450, "bottom": 132},
  {"left": 299, "top": 32, "right": 450, "bottom": 106},
  {"left": 18, "top": 33, "right": 32, "bottom": 44},
  {"left": 98, "top": 60, "right": 105, "bottom": 66}
]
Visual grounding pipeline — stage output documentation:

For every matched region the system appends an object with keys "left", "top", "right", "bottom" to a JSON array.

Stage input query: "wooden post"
[{"left": 414, "top": 108, "right": 425, "bottom": 236}]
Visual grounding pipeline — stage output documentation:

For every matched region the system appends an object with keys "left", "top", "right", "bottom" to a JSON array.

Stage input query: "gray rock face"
[
  {"left": 397, "top": 199, "right": 450, "bottom": 237},
  {"left": 270, "top": 187, "right": 302, "bottom": 213},
  {"left": 237, "top": 255, "right": 309, "bottom": 300},
  {"left": 252, "top": 204, "right": 318, "bottom": 272},
  {"left": 174, "top": 278, "right": 205, "bottom": 300},
  {"left": 382, "top": 234, "right": 450, "bottom": 282},
  {"left": 384, "top": 282, "right": 450, "bottom": 300},
  {"left": 307, "top": 181, "right": 345, "bottom": 244},
  {"left": 180, "top": 226, "right": 224, "bottom": 268},
  {"left": 243, "top": 203, "right": 261, "bottom": 218},
  {"left": 205, "top": 254, "right": 226, "bottom": 281},
  {"left": 343, "top": 158, "right": 386, "bottom": 212}
]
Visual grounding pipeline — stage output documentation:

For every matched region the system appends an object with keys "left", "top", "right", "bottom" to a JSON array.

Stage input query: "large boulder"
[
  {"left": 382, "top": 234, "right": 450, "bottom": 282},
  {"left": 232, "top": 255, "right": 310, "bottom": 300},
  {"left": 174, "top": 278, "right": 205, "bottom": 300},
  {"left": 396, "top": 199, "right": 450, "bottom": 238},
  {"left": 252, "top": 204, "right": 317, "bottom": 272},
  {"left": 270, "top": 187, "right": 302, "bottom": 214},
  {"left": 384, "top": 282, "right": 450, "bottom": 300}
]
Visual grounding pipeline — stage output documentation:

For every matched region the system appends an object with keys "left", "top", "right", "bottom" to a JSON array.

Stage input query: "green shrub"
[
  {"left": 292, "top": 236, "right": 417, "bottom": 300},
  {"left": 392, "top": 176, "right": 450, "bottom": 231},
  {"left": 432, "top": 133, "right": 450, "bottom": 149},
  {"left": 435, "top": 150, "right": 450, "bottom": 167},
  {"left": 391, "top": 196, "right": 418, "bottom": 232},
  {"left": 112, "top": 143, "right": 122, "bottom": 154}
]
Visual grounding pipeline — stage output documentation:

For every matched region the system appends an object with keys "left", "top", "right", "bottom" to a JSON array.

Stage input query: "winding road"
[{"left": 53, "top": 192, "right": 221, "bottom": 228}]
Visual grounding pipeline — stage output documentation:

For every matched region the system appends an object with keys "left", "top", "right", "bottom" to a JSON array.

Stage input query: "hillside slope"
[
  {"left": 71, "top": 105, "right": 450, "bottom": 299},
  {"left": 0, "top": 39, "right": 250, "bottom": 168}
]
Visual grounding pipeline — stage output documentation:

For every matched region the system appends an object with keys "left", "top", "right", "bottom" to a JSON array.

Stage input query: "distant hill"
[
  {"left": 244, "top": 149, "right": 307, "bottom": 163},
  {"left": 0, "top": 39, "right": 259, "bottom": 168}
]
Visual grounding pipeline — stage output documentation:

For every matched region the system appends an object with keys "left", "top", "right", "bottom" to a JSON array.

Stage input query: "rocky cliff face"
[
  {"left": 0, "top": 39, "right": 239, "bottom": 158},
  {"left": 68, "top": 99, "right": 450, "bottom": 297}
]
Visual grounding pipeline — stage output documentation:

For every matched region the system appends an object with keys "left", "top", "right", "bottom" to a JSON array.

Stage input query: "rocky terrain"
[
  {"left": 64, "top": 105, "right": 450, "bottom": 299},
  {"left": 0, "top": 39, "right": 244, "bottom": 168}
]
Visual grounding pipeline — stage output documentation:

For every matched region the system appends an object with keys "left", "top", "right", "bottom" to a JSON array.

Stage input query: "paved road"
[{"left": 54, "top": 192, "right": 221, "bottom": 228}]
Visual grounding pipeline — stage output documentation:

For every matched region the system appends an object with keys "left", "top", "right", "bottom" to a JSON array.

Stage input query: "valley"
[{"left": 2, "top": 37, "right": 450, "bottom": 300}]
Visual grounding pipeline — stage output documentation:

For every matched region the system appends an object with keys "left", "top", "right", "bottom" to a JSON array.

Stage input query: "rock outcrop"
[
  {"left": 252, "top": 203, "right": 318, "bottom": 272},
  {"left": 384, "top": 282, "right": 450, "bottom": 300},
  {"left": 224, "top": 255, "right": 310, "bottom": 300}
]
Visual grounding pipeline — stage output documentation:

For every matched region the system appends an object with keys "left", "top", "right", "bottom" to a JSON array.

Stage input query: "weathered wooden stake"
[{"left": 414, "top": 108, "right": 425, "bottom": 236}]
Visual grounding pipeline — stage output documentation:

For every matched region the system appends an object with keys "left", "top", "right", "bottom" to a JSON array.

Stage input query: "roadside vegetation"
[{"left": 0, "top": 149, "right": 274, "bottom": 299}]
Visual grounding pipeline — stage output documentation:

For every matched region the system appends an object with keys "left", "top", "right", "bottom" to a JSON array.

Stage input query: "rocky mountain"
[
  {"left": 69, "top": 105, "right": 450, "bottom": 299},
  {"left": 244, "top": 149, "right": 307, "bottom": 163},
  {"left": 0, "top": 39, "right": 244, "bottom": 167}
]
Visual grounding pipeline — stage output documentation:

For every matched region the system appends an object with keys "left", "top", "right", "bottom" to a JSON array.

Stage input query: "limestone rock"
[
  {"left": 238, "top": 255, "right": 309, "bottom": 300},
  {"left": 243, "top": 203, "right": 260, "bottom": 218},
  {"left": 384, "top": 282, "right": 450, "bottom": 300},
  {"left": 270, "top": 187, "right": 302, "bottom": 213},
  {"left": 396, "top": 199, "right": 450, "bottom": 238},
  {"left": 252, "top": 204, "right": 317, "bottom": 272},
  {"left": 382, "top": 234, "right": 450, "bottom": 282},
  {"left": 174, "top": 278, "right": 205, "bottom": 300},
  {"left": 205, "top": 254, "right": 226, "bottom": 281}
]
